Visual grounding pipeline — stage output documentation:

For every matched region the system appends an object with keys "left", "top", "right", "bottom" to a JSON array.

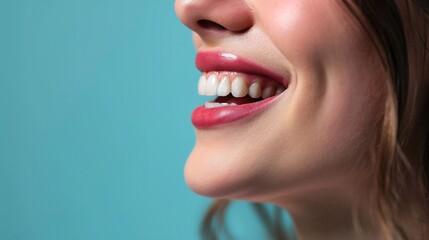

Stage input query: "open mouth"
[
  {"left": 199, "top": 71, "right": 287, "bottom": 108},
  {"left": 191, "top": 51, "right": 289, "bottom": 128}
]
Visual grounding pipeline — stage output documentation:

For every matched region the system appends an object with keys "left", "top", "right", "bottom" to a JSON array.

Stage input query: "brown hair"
[
  {"left": 201, "top": 0, "right": 429, "bottom": 239},
  {"left": 344, "top": 0, "right": 428, "bottom": 239}
]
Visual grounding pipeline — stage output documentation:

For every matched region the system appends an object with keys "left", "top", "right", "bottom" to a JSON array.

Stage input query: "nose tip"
[{"left": 175, "top": 0, "right": 254, "bottom": 38}]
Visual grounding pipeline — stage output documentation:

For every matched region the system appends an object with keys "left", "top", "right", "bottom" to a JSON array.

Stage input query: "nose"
[{"left": 175, "top": 0, "right": 254, "bottom": 40}]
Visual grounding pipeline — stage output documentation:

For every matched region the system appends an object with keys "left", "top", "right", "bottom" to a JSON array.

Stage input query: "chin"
[{"left": 184, "top": 143, "right": 264, "bottom": 199}]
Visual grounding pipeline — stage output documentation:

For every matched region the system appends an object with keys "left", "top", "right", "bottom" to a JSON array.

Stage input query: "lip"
[
  {"left": 196, "top": 51, "right": 288, "bottom": 86},
  {"left": 192, "top": 51, "right": 288, "bottom": 128}
]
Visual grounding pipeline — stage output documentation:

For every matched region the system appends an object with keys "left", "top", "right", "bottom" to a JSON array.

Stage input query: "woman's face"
[{"left": 175, "top": 0, "right": 387, "bottom": 201}]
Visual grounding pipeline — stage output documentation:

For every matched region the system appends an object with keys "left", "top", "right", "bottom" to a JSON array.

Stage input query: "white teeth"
[
  {"left": 198, "top": 75, "right": 207, "bottom": 95},
  {"left": 204, "top": 102, "right": 223, "bottom": 108},
  {"left": 198, "top": 73, "right": 286, "bottom": 100},
  {"left": 217, "top": 76, "right": 231, "bottom": 96},
  {"left": 204, "top": 74, "right": 219, "bottom": 96},
  {"left": 248, "top": 81, "right": 262, "bottom": 98},
  {"left": 204, "top": 102, "right": 238, "bottom": 108},
  {"left": 231, "top": 77, "right": 248, "bottom": 97},
  {"left": 262, "top": 86, "right": 275, "bottom": 99}
]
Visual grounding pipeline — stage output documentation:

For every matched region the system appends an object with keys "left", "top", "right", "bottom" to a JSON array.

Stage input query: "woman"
[{"left": 175, "top": 0, "right": 429, "bottom": 239}]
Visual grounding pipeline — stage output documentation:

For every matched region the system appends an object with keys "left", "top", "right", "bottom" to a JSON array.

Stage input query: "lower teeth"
[{"left": 204, "top": 102, "right": 238, "bottom": 109}]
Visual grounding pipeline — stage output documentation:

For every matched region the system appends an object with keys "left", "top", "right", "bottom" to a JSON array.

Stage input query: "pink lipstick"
[{"left": 191, "top": 51, "right": 288, "bottom": 128}]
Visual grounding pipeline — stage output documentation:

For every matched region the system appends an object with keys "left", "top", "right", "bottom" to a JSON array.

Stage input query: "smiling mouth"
[
  {"left": 191, "top": 51, "right": 289, "bottom": 128},
  {"left": 199, "top": 71, "right": 287, "bottom": 108}
]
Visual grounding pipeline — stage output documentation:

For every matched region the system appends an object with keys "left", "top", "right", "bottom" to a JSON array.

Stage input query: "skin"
[{"left": 175, "top": 0, "right": 392, "bottom": 239}]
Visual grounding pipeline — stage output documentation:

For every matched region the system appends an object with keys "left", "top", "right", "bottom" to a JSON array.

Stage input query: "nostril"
[{"left": 197, "top": 19, "right": 227, "bottom": 31}]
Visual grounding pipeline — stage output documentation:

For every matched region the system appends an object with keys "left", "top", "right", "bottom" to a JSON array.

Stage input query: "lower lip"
[{"left": 191, "top": 96, "right": 279, "bottom": 128}]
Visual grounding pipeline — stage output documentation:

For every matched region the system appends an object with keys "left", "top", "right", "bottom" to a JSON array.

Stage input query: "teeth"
[
  {"left": 198, "top": 75, "right": 207, "bottom": 95},
  {"left": 204, "top": 74, "right": 219, "bottom": 96},
  {"left": 261, "top": 86, "right": 275, "bottom": 99},
  {"left": 205, "top": 102, "right": 238, "bottom": 108},
  {"left": 231, "top": 77, "right": 248, "bottom": 97},
  {"left": 217, "top": 76, "right": 231, "bottom": 96},
  {"left": 248, "top": 81, "right": 262, "bottom": 98},
  {"left": 197, "top": 73, "right": 286, "bottom": 100}
]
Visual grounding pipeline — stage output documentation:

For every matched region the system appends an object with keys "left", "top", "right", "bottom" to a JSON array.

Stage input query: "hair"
[{"left": 200, "top": 0, "right": 429, "bottom": 239}]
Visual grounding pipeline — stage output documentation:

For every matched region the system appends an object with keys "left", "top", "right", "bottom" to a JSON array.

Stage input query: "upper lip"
[{"left": 195, "top": 51, "right": 289, "bottom": 87}]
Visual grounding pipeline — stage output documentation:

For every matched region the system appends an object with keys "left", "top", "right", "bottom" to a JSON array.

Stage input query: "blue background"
[{"left": 0, "top": 1, "right": 294, "bottom": 239}]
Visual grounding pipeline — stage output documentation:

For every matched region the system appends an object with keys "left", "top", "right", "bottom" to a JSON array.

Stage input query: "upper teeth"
[{"left": 198, "top": 72, "right": 286, "bottom": 99}]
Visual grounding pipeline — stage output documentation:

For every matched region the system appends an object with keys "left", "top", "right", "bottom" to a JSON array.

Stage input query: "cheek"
[
  {"left": 274, "top": 62, "right": 387, "bottom": 195},
  {"left": 256, "top": 0, "right": 383, "bottom": 145},
  {"left": 255, "top": 0, "right": 366, "bottom": 69},
  {"left": 253, "top": 0, "right": 387, "bottom": 184},
  {"left": 255, "top": 0, "right": 336, "bottom": 66}
]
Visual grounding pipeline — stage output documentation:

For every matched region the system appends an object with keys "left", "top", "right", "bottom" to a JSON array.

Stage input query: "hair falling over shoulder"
[{"left": 201, "top": 1, "right": 429, "bottom": 239}]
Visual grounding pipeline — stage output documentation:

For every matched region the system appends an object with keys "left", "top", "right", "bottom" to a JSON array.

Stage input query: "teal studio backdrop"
[{"left": 0, "top": 1, "right": 294, "bottom": 239}]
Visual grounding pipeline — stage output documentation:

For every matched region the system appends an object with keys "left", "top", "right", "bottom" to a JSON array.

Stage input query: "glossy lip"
[
  {"left": 196, "top": 51, "right": 289, "bottom": 87},
  {"left": 192, "top": 51, "right": 289, "bottom": 128}
]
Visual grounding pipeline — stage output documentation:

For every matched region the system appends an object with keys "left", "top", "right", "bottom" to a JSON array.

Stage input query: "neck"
[
  {"left": 272, "top": 183, "right": 380, "bottom": 240},
  {"left": 270, "top": 178, "right": 429, "bottom": 240}
]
